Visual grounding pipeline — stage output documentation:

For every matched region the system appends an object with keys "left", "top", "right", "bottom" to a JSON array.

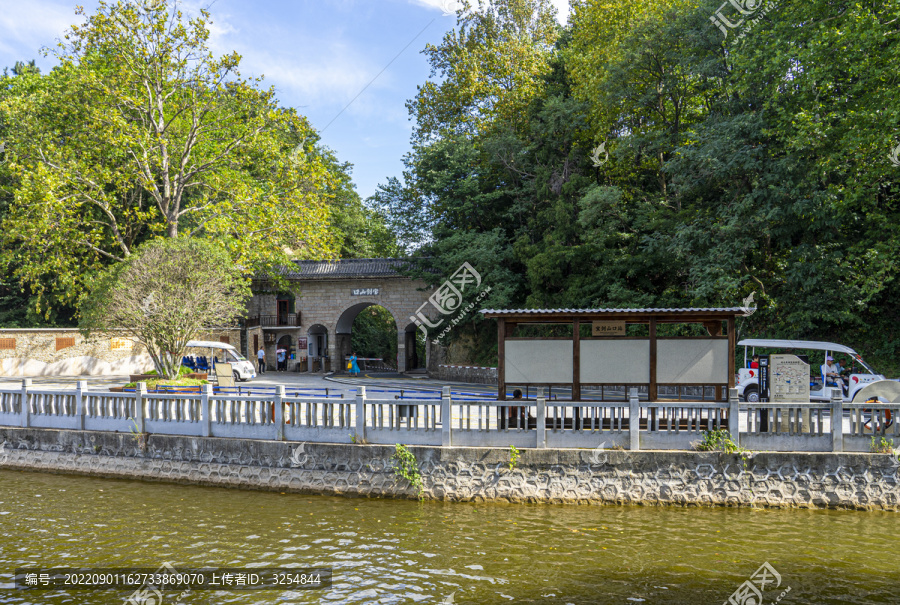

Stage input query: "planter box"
[
  {"left": 185, "top": 373, "right": 208, "bottom": 380},
  {"left": 129, "top": 374, "right": 157, "bottom": 382}
]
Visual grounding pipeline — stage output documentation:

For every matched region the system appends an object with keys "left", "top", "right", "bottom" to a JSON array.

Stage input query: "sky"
[{"left": 0, "top": 0, "right": 571, "bottom": 201}]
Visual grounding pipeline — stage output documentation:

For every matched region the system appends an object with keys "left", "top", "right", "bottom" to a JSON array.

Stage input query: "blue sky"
[{"left": 0, "top": 0, "right": 570, "bottom": 201}]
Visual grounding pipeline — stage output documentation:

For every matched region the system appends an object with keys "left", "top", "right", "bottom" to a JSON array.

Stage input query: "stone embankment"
[{"left": 1, "top": 427, "right": 897, "bottom": 510}]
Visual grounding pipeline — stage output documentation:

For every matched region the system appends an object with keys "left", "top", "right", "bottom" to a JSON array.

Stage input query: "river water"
[{"left": 0, "top": 469, "right": 896, "bottom": 605}]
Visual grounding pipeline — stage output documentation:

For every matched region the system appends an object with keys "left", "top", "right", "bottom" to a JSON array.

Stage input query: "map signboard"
[{"left": 770, "top": 354, "right": 810, "bottom": 403}]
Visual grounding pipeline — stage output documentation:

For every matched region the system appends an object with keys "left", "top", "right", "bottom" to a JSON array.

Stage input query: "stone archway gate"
[{"left": 247, "top": 259, "right": 435, "bottom": 372}]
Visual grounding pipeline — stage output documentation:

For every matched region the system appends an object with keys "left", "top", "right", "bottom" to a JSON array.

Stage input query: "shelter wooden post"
[
  {"left": 572, "top": 318, "right": 581, "bottom": 401},
  {"left": 727, "top": 317, "right": 736, "bottom": 400},
  {"left": 649, "top": 317, "right": 658, "bottom": 402},
  {"left": 498, "top": 317, "right": 506, "bottom": 401}
]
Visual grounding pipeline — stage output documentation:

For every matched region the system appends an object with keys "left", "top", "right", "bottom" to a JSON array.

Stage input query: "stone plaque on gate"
[{"left": 592, "top": 321, "right": 626, "bottom": 336}]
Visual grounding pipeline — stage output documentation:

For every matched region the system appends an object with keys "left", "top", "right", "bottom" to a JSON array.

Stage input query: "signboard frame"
[{"left": 591, "top": 321, "right": 626, "bottom": 337}]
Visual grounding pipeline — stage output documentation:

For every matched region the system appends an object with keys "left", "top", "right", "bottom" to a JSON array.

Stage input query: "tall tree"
[
  {"left": 408, "top": 0, "right": 559, "bottom": 141},
  {"left": 0, "top": 0, "right": 335, "bottom": 315}
]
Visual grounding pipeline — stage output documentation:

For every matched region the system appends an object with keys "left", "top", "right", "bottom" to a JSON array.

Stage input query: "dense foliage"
[{"left": 373, "top": 0, "right": 900, "bottom": 373}]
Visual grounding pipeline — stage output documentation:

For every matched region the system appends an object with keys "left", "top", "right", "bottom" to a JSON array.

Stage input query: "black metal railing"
[{"left": 248, "top": 313, "right": 301, "bottom": 327}]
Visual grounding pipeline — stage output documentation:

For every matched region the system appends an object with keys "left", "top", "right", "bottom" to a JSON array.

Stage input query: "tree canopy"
[
  {"left": 374, "top": 0, "right": 900, "bottom": 372},
  {"left": 0, "top": 0, "right": 395, "bottom": 323}
]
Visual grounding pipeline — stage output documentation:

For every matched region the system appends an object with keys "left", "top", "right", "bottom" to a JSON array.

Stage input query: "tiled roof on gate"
[{"left": 282, "top": 258, "right": 420, "bottom": 279}]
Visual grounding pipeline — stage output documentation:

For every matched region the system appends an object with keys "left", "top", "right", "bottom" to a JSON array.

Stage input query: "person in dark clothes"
[{"left": 499, "top": 389, "right": 527, "bottom": 430}]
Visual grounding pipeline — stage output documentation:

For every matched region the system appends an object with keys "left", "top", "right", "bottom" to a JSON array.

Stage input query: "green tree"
[
  {"left": 80, "top": 238, "right": 251, "bottom": 380},
  {"left": 321, "top": 150, "right": 399, "bottom": 259},
  {"left": 409, "top": 0, "right": 559, "bottom": 141},
  {"left": 0, "top": 0, "right": 335, "bottom": 316}
]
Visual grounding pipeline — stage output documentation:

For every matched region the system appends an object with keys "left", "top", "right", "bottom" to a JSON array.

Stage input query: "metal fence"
[{"left": 1, "top": 381, "right": 898, "bottom": 452}]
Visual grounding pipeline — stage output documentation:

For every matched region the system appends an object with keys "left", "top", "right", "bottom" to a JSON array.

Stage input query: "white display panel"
[
  {"left": 580, "top": 340, "right": 650, "bottom": 383},
  {"left": 505, "top": 340, "right": 573, "bottom": 383},
  {"left": 657, "top": 339, "right": 729, "bottom": 384}
]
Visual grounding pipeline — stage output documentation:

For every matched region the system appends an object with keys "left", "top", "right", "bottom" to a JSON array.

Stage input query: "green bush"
[{"left": 391, "top": 444, "right": 424, "bottom": 500}]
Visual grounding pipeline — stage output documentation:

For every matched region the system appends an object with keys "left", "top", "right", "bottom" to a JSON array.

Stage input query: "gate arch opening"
[
  {"left": 307, "top": 324, "right": 328, "bottom": 372},
  {"left": 276, "top": 334, "right": 293, "bottom": 371},
  {"left": 336, "top": 303, "right": 399, "bottom": 372},
  {"left": 403, "top": 321, "right": 426, "bottom": 372}
]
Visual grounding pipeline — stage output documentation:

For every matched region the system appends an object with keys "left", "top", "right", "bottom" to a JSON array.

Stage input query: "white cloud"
[
  {"left": 173, "top": 2, "right": 390, "bottom": 106},
  {"left": 246, "top": 45, "right": 386, "bottom": 106},
  {"left": 0, "top": 0, "right": 83, "bottom": 60}
]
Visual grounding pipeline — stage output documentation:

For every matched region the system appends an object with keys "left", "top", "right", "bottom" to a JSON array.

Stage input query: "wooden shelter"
[{"left": 480, "top": 308, "right": 744, "bottom": 401}]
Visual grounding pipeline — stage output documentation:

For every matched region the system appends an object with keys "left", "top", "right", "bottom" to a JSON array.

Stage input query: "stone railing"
[{"left": 1, "top": 382, "right": 898, "bottom": 452}]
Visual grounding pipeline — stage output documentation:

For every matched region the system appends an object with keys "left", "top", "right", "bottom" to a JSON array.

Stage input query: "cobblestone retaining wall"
[
  {"left": 1, "top": 428, "right": 898, "bottom": 510},
  {"left": 434, "top": 364, "right": 498, "bottom": 385}
]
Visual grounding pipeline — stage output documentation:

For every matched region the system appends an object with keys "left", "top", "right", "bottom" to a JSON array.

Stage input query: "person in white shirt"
[
  {"left": 822, "top": 356, "right": 843, "bottom": 388},
  {"left": 257, "top": 347, "right": 266, "bottom": 374}
]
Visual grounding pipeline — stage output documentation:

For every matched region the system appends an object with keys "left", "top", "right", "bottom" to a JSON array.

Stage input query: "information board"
[{"left": 770, "top": 354, "right": 810, "bottom": 403}]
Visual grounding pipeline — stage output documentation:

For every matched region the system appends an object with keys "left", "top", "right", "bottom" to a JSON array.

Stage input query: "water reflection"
[{"left": 0, "top": 470, "right": 897, "bottom": 604}]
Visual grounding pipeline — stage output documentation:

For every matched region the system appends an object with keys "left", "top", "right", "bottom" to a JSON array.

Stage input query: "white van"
[
  {"left": 184, "top": 340, "right": 256, "bottom": 382},
  {"left": 736, "top": 339, "right": 886, "bottom": 403}
]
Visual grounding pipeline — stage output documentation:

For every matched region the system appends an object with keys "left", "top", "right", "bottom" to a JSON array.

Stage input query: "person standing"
[
  {"left": 277, "top": 349, "right": 286, "bottom": 372},
  {"left": 349, "top": 352, "right": 360, "bottom": 376},
  {"left": 257, "top": 346, "right": 266, "bottom": 374}
]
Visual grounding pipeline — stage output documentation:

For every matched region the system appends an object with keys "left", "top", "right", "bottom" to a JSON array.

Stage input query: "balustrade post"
[
  {"left": 134, "top": 382, "right": 146, "bottom": 434},
  {"left": 536, "top": 387, "right": 546, "bottom": 449},
  {"left": 20, "top": 379, "right": 31, "bottom": 428},
  {"left": 441, "top": 386, "right": 452, "bottom": 447},
  {"left": 274, "top": 385, "right": 285, "bottom": 441},
  {"left": 75, "top": 380, "right": 87, "bottom": 430},
  {"left": 728, "top": 388, "right": 740, "bottom": 446},
  {"left": 831, "top": 392, "right": 843, "bottom": 452},
  {"left": 355, "top": 386, "right": 367, "bottom": 442},
  {"left": 201, "top": 383, "right": 212, "bottom": 438},
  {"left": 629, "top": 387, "right": 640, "bottom": 451}
]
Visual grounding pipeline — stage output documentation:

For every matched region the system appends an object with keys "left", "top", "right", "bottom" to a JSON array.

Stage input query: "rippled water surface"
[{"left": 0, "top": 469, "right": 897, "bottom": 604}]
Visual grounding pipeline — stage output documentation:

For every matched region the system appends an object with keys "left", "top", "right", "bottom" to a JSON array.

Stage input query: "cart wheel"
[{"left": 743, "top": 386, "right": 760, "bottom": 403}]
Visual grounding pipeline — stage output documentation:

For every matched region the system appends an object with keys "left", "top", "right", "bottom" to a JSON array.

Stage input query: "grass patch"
[
  {"left": 694, "top": 429, "right": 752, "bottom": 470},
  {"left": 870, "top": 436, "right": 895, "bottom": 454},
  {"left": 144, "top": 366, "right": 194, "bottom": 377}
]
